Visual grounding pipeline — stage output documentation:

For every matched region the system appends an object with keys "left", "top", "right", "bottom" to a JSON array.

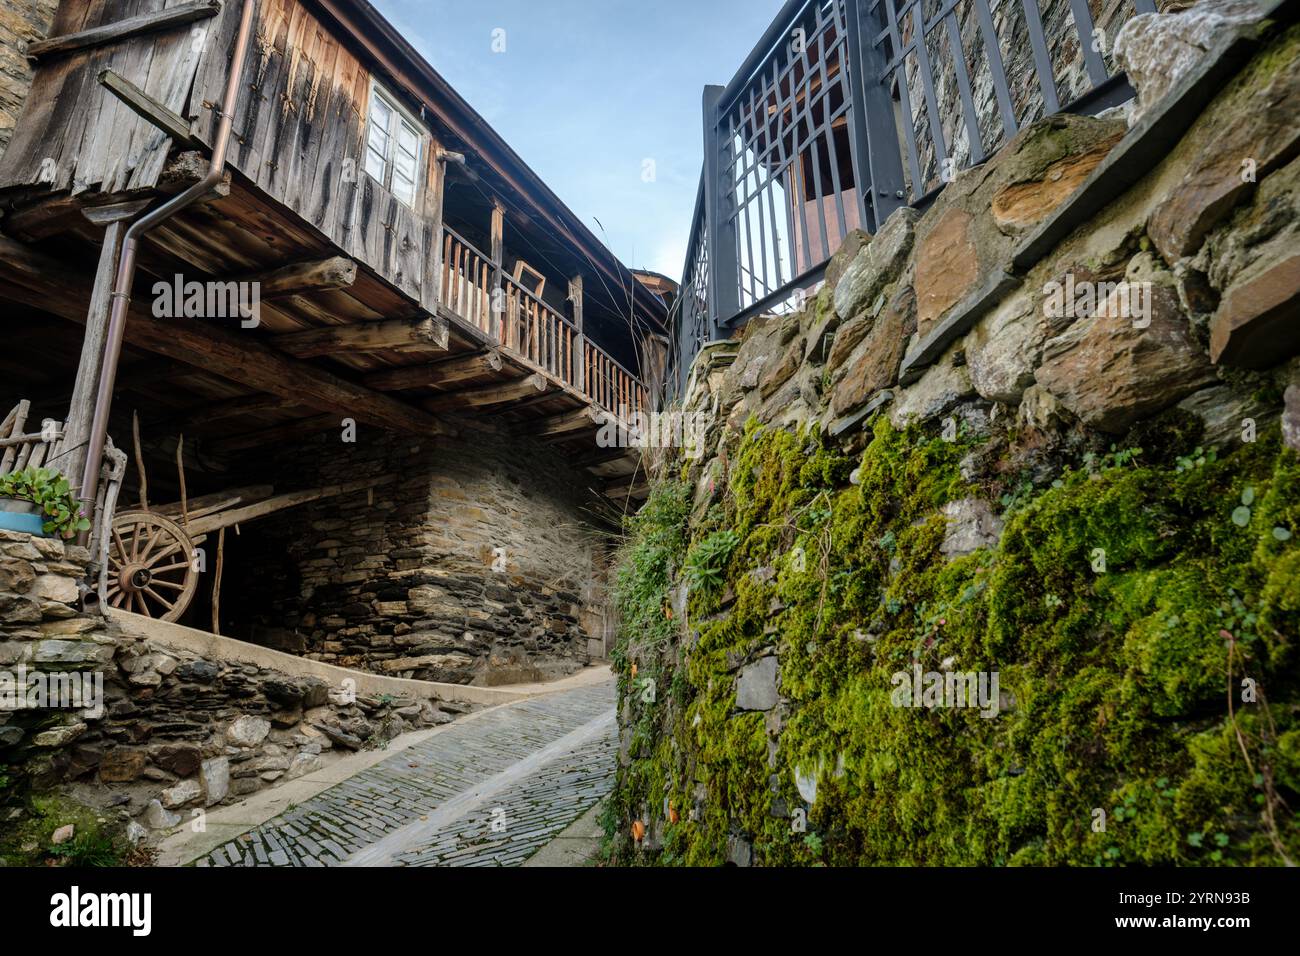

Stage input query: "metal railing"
[
  {"left": 675, "top": 0, "right": 1156, "bottom": 392},
  {"left": 438, "top": 227, "right": 649, "bottom": 423}
]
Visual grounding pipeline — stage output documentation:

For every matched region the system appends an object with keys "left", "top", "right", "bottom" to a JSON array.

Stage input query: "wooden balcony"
[
  {"left": 440, "top": 228, "right": 649, "bottom": 427},
  {"left": 0, "top": 173, "right": 652, "bottom": 507}
]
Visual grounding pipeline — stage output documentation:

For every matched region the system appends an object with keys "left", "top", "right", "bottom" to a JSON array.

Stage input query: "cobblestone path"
[{"left": 199, "top": 678, "right": 615, "bottom": 867}]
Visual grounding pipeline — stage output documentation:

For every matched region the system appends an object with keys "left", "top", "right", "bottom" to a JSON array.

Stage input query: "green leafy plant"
[
  {"left": 683, "top": 529, "right": 739, "bottom": 595},
  {"left": 48, "top": 832, "right": 121, "bottom": 867},
  {"left": 0, "top": 467, "right": 89, "bottom": 539}
]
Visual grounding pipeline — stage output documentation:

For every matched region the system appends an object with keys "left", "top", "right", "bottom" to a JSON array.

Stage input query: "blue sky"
[{"left": 371, "top": 0, "right": 786, "bottom": 280}]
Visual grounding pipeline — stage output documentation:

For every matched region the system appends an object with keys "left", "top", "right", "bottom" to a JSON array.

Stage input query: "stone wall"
[
  {"left": 0, "top": 530, "right": 461, "bottom": 863},
  {"left": 228, "top": 421, "right": 612, "bottom": 686},
  {"left": 609, "top": 2, "right": 1300, "bottom": 866},
  {"left": 0, "top": 0, "right": 55, "bottom": 162}
]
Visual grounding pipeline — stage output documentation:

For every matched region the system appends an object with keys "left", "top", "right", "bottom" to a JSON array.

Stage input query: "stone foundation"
[
  {"left": 0, "top": 530, "right": 462, "bottom": 860},
  {"left": 228, "top": 422, "right": 613, "bottom": 686}
]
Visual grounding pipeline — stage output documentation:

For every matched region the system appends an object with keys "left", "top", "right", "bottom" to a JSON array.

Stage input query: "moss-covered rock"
[{"left": 609, "top": 414, "right": 1300, "bottom": 866}]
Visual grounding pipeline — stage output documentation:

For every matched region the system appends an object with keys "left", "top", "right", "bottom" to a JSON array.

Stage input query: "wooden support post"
[
  {"left": 569, "top": 274, "right": 585, "bottom": 395},
  {"left": 425, "top": 140, "right": 447, "bottom": 315},
  {"left": 489, "top": 200, "right": 505, "bottom": 340},
  {"left": 50, "top": 218, "right": 128, "bottom": 492},
  {"left": 211, "top": 526, "right": 225, "bottom": 636}
]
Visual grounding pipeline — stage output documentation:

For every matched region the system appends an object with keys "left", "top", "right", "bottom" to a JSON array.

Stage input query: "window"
[{"left": 365, "top": 81, "right": 423, "bottom": 206}]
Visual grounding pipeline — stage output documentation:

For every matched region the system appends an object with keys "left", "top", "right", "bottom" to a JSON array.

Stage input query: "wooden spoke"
[{"left": 107, "top": 511, "right": 198, "bottom": 622}]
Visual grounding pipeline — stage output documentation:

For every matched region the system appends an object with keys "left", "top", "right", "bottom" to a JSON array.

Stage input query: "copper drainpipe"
[{"left": 78, "top": 0, "right": 257, "bottom": 525}]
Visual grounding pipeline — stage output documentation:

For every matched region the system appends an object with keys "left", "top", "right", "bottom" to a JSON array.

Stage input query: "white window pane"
[
  {"left": 371, "top": 95, "right": 393, "bottom": 129},
  {"left": 394, "top": 151, "right": 416, "bottom": 180},
  {"left": 392, "top": 170, "right": 416, "bottom": 205},
  {"left": 398, "top": 123, "right": 419, "bottom": 155},
  {"left": 365, "top": 146, "right": 387, "bottom": 181}
]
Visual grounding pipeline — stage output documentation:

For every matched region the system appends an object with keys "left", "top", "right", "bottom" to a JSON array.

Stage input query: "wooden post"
[
  {"left": 424, "top": 139, "right": 447, "bottom": 316},
  {"left": 569, "top": 274, "right": 585, "bottom": 395},
  {"left": 490, "top": 200, "right": 505, "bottom": 340},
  {"left": 52, "top": 217, "right": 129, "bottom": 496}
]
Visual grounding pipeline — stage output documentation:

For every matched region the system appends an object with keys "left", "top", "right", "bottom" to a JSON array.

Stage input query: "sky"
[{"left": 370, "top": 0, "right": 787, "bottom": 281}]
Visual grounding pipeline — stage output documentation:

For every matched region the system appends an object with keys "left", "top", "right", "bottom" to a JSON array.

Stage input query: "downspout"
[{"left": 78, "top": 0, "right": 257, "bottom": 523}]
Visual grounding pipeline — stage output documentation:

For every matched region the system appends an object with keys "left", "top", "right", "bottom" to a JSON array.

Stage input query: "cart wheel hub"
[{"left": 119, "top": 563, "right": 152, "bottom": 593}]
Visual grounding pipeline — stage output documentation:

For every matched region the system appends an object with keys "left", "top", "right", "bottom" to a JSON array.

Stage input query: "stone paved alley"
[{"left": 195, "top": 677, "right": 616, "bottom": 867}]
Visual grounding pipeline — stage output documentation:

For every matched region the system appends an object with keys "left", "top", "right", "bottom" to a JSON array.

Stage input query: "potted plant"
[{"left": 0, "top": 467, "right": 90, "bottom": 539}]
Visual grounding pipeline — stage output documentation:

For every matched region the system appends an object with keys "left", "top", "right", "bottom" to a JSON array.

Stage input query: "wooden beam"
[
  {"left": 148, "top": 394, "right": 300, "bottom": 430},
  {"left": 574, "top": 446, "right": 640, "bottom": 468},
  {"left": 98, "top": 69, "right": 202, "bottom": 147},
  {"left": 422, "top": 373, "right": 547, "bottom": 412},
  {"left": 234, "top": 256, "right": 357, "bottom": 299},
  {"left": 27, "top": 1, "right": 222, "bottom": 61},
  {"left": 207, "top": 414, "right": 339, "bottom": 455},
  {"left": 82, "top": 199, "right": 153, "bottom": 225},
  {"left": 186, "top": 476, "right": 392, "bottom": 535},
  {"left": 531, "top": 405, "right": 607, "bottom": 439},
  {"left": 605, "top": 472, "right": 649, "bottom": 497},
  {"left": 275, "top": 316, "right": 448, "bottom": 359},
  {"left": 364, "top": 349, "right": 502, "bottom": 391},
  {"left": 0, "top": 236, "right": 453, "bottom": 438}
]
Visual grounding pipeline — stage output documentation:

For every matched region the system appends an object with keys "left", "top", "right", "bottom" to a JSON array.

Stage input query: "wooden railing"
[
  {"left": 438, "top": 228, "right": 649, "bottom": 424},
  {"left": 585, "top": 342, "right": 647, "bottom": 423},
  {"left": 441, "top": 227, "right": 494, "bottom": 337},
  {"left": 502, "top": 273, "right": 573, "bottom": 384}
]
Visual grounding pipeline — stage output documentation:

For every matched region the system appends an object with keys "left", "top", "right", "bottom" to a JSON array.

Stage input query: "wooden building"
[{"left": 0, "top": 0, "right": 665, "bottom": 676}]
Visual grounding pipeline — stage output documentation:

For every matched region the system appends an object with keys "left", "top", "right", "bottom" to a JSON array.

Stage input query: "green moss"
[
  {"left": 0, "top": 792, "right": 125, "bottom": 867},
  {"left": 610, "top": 411, "right": 1300, "bottom": 866}
]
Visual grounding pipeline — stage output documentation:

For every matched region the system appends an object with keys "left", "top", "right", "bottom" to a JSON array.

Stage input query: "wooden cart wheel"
[{"left": 106, "top": 511, "right": 198, "bottom": 621}]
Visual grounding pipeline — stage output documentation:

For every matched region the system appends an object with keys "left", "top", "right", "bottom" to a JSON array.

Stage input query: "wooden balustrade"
[
  {"left": 440, "top": 228, "right": 494, "bottom": 337},
  {"left": 501, "top": 276, "right": 572, "bottom": 384},
  {"left": 584, "top": 341, "right": 647, "bottom": 423},
  {"left": 438, "top": 228, "right": 648, "bottom": 426}
]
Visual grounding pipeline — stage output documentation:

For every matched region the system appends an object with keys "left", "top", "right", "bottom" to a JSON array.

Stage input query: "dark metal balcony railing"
[{"left": 675, "top": 0, "right": 1158, "bottom": 394}]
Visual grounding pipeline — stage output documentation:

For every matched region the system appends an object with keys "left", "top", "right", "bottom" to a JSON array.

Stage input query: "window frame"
[{"left": 364, "top": 79, "right": 425, "bottom": 208}]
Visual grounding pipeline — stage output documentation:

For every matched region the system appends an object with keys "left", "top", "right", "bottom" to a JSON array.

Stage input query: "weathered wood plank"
[
  {"left": 27, "top": 1, "right": 220, "bottom": 60},
  {"left": 421, "top": 373, "right": 547, "bottom": 412},
  {"left": 532, "top": 405, "right": 606, "bottom": 439},
  {"left": 363, "top": 349, "right": 502, "bottom": 391},
  {"left": 186, "top": 475, "right": 390, "bottom": 535},
  {"left": 231, "top": 255, "right": 357, "bottom": 298},
  {"left": 99, "top": 67, "right": 202, "bottom": 146},
  {"left": 275, "top": 316, "right": 448, "bottom": 358}
]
